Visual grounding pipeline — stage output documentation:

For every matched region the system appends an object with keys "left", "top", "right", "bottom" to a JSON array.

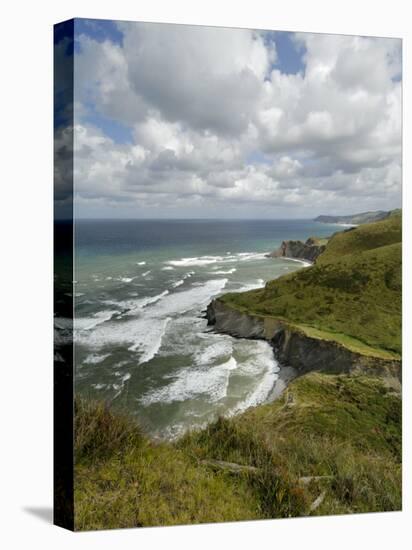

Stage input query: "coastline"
[
  {"left": 278, "top": 256, "right": 313, "bottom": 267},
  {"left": 266, "top": 365, "right": 297, "bottom": 402},
  {"left": 207, "top": 212, "right": 402, "bottom": 390},
  {"left": 74, "top": 211, "right": 402, "bottom": 528}
]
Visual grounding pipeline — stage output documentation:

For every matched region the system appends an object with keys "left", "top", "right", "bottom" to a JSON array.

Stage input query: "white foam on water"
[
  {"left": 237, "top": 252, "right": 267, "bottom": 261},
  {"left": 77, "top": 279, "right": 228, "bottom": 369},
  {"left": 102, "top": 290, "right": 169, "bottom": 315},
  {"left": 139, "top": 326, "right": 239, "bottom": 407},
  {"left": 126, "top": 290, "right": 169, "bottom": 313},
  {"left": 171, "top": 279, "right": 184, "bottom": 288},
  {"left": 165, "top": 251, "right": 267, "bottom": 269},
  {"left": 148, "top": 279, "right": 228, "bottom": 317},
  {"left": 194, "top": 336, "right": 233, "bottom": 366},
  {"left": 162, "top": 266, "right": 174, "bottom": 271},
  {"left": 138, "top": 359, "right": 235, "bottom": 406},
  {"left": 118, "top": 276, "right": 135, "bottom": 283},
  {"left": 219, "top": 356, "right": 238, "bottom": 370},
  {"left": 228, "top": 340, "right": 279, "bottom": 416},
  {"left": 137, "top": 261, "right": 146, "bottom": 265},
  {"left": 113, "top": 371, "right": 132, "bottom": 384},
  {"left": 211, "top": 268, "right": 237, "bottom": 275},
  {"left": 142, "top": 270, "right": 151, "bottom": 277},
  {"left": 112, "top": 371, "right": 132, "bottom": 398},
  {"left": 84, "top": 353, "right": 111, "bottom": 365},
  {"left": 129, "top": 317, "right": 171, "bottom": 364},
  {"left": 75, "top": 310, "right": 121, "bottom": 330},
  {"left": 232, "top": 279, "right": 265, "bottom": 293},
  {"left": 166, "top": 256, "right": 225, "bottom": 267},
  {"left": 280, "top": 257, "right": 312, "bottom": 267}
]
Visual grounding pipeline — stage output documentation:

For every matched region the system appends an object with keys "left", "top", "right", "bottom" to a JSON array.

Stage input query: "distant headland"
[{"left": 314, "top": 209, "right": 400, "bottom": 225}]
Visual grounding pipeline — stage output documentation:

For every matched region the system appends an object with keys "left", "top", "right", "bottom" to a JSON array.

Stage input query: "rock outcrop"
[
  {"left": 267, "top": 237, "right": 326, "bottom": 263},
  {"left": 206, "top": 299, "right": 401, "bottom": 381}
]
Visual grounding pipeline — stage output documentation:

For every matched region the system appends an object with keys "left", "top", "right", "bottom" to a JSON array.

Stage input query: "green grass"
[
  {"left": 308, "top": 236, "right": 329, "bottom": 246},
  {"left": 180, "top": 372, "right": 401, "bottom": 516},
  {"left": 220, "top": 214, "right": 402, "bottom": 356},
  {"left": 316, "top": 213, "right": 402, "bottom": 265},
  {"left": 296, "top": 325, "right": 399, "bottom": 360},
  {"left": 74, "top": 398, "right": 261, "bottom": 530},
  {"left": 75, "top": 372, "right": 402, "bottom": 529}
]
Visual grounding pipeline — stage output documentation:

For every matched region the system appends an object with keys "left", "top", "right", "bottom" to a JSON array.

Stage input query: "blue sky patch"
[
  {"left": 75, "top": 18, "right": 123, "bottom": 47},
  {"left": 264, "top": 31, "right": 306, "bottom": 75},
  {"left": 83, "top": 106, "right": 134, "bottom": 145}
]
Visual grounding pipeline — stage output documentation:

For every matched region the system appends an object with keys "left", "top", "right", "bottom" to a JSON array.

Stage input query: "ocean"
[{"left": 71, "top": 219, "right": 334, "bottom": 439}]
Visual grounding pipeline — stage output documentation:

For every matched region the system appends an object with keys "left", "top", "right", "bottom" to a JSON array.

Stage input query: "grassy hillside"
[
  {"left": 75, "top": 373, "right": 401, "bottom": 529},
  {"left": 74, "top": 399, "right": 261, "bottom": 530},
  {"left": 220, "top": 214, "right": 402, "bottom": 357},
  {"left": 317, "top": 213, "right": 401, "bottom": 265}
]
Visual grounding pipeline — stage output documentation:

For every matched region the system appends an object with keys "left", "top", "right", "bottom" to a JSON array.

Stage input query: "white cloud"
[{"left": 69, "top": 23, "right": 402, "bottom": 218}]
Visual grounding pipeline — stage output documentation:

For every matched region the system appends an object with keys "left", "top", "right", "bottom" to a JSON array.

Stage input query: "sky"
[{"left": 55, "top": 18, "right": 402, "bottom": 219}]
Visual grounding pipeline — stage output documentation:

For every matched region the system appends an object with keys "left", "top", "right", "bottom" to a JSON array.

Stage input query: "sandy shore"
[{"left": 267, "top": 365, "right": 298, "bottom": 402}]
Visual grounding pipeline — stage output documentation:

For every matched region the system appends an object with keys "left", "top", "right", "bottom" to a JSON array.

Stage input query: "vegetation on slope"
[
  {"left": 75, "top": 373, "right": 401, "bottom": 530},
  {"left": 220, "top": 214, "right": 402, "bottom": 357},
  {"left": 181, "top": 372, "right": 401, "bottom": 516},
  {"left": 74, "top": 399, "right": 261, "bottom": 530},
  {"left": 317, "top": 213, "right": 402, "bottom": 265}
]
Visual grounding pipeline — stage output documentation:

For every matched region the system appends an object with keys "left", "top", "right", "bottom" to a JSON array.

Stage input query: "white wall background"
[{"left": 0, "top": 0, "right": 410, "bottom": 548}]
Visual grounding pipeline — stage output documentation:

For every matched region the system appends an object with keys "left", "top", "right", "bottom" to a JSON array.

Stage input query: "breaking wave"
[{"left": 165, "top": 252, "right": 267, "bottom": 268}]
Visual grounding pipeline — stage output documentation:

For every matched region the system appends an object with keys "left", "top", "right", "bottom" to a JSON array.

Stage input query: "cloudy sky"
[{"left": 60, "top": 18, "right": 402, "bottom": 218}]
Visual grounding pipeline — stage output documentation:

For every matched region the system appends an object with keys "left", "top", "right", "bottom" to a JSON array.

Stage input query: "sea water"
[{"left": 68, "top": 219, "right": 334, "bottom": 439}]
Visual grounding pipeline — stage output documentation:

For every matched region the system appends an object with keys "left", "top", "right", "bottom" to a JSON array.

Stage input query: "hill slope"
[
  {"left": 75, "top": 372, "right": 401, "bottom": 529},
  {"left": 220, "top": 214, "right": 402, "bottom": 357},
  {"left": 317, "top": 213, "right": 402, "bottom": 265}
]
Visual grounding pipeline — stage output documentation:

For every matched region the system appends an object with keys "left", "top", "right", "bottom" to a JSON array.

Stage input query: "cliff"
[
  {"left": 208, "top": 212, "right": 402, "bottom": 381},
  {"left": 206, "top": 299, "right": 401, "bottom": 381},
  {"left": 267, "top": 236, "right": 327, "bottom": 263}
]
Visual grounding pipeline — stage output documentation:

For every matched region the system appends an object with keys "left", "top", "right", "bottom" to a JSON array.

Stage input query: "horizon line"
[{"left": 57, "top": 216, "right": 320, "bottom": 222}]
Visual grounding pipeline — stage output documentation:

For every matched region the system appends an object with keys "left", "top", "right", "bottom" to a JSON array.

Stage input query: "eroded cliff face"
[
  {"left": 206, "top": 299, "right": 401, "bottom": 381},
  {"left": 267, "top": 238, "right": 326, "bottom": 263}
]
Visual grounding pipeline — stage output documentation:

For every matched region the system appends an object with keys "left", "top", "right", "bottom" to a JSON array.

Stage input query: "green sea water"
[{"left": 68, "top": 219, "right": 334, "bottom": 439}]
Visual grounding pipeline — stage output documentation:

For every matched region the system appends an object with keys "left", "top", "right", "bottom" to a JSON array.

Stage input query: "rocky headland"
[
  {"left": 208, "top": 211, "right": 402, "bottom": 387},
  {"left": 266, "top": 236, "right": 327, "bottom": 263}
]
